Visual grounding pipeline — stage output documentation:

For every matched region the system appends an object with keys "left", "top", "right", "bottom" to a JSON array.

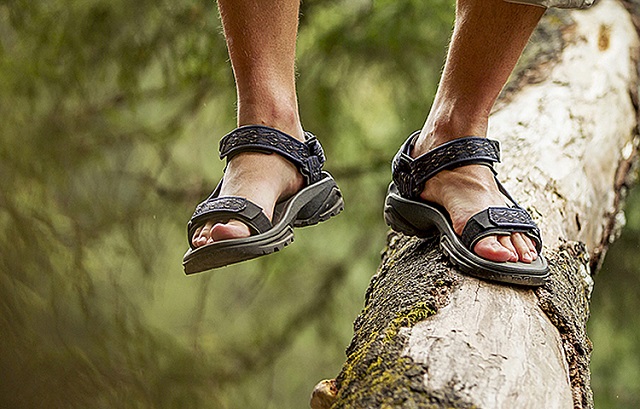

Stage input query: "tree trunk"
[{"left": 311, "top": 1, "right": 640, "bottom": 408}]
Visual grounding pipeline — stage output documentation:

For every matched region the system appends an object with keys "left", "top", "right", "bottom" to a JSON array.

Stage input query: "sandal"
[
  {"left": 384, "top": 132, "right": 549, "bottom": 286},
  {"left": 183, "top": 125, "right": 344, "bottom": 274}
]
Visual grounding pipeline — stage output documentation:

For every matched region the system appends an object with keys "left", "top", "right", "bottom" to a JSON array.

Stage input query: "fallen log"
[{"left": 312, "top": 1, "right": 640, "bottom": 407}]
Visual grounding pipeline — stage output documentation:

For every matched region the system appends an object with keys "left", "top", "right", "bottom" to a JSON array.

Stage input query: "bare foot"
[
  {"left": 413, "top": 136, "right": 538, "bottom": 264},
  {"left": 191, "top": 137, "right": 304, "bottom": 248}
]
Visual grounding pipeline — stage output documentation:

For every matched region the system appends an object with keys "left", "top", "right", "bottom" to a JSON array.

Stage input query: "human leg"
[
  {"left": 416, "top": 0, "right": 545, "bottom": 151},
  {"left": 185, "top": 0, "right": 343, "bottom": 273},
  {"left": 192, "top": 0, "right": 305, "bottom": 248},
  {"left": 406, "top": 0, "right": 545, "bottom": 263}
]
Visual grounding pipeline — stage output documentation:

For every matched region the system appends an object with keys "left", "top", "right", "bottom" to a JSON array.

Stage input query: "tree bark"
[{"left": 311, "top": 1, "right": 640, "bottom": 408}]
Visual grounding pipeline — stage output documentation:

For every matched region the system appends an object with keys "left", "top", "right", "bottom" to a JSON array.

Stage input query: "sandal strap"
[
  {"left": 392, "top": 133, "right": 501, "bottom": 199},
  {"left": 219, "top": 125, "right": 326, "bottom": 186},
  {"left": 460, "top": 207, "right": 543, "bottom": 252},
  {"left": 187, "top": 196, "right": 272, "bottom": 248}
]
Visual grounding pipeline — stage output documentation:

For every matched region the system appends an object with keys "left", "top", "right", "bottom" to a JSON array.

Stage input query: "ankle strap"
[
  {"left": 219, "top": 125, "right": 326, "bottom": 186},
  {"left": 392, "top": 133, "right": 501, "bottom": 199}
]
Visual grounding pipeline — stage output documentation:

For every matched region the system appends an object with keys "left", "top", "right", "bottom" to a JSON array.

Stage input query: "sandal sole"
[
  {"left": 384, "top": 183, "right": 549, "bottom": 287},
  {"left": 183, "top": 173, "right": 343, "bottom": 274}
]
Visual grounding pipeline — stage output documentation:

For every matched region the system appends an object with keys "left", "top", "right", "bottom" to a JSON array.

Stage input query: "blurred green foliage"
[
  {"left": 0, "top": 1, "right": 452, "bottom": 408},
  {"left": 590, "top": 185, "right": 640, "bottom": 409},
  {"left": 0, "top": 0, "right": 637, "bottom": 408}
]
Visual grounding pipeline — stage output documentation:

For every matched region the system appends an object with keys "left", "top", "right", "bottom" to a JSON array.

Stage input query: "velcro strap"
[
  {"left": 392, "top": 133, "right": 501, "bottom": 199},
  {"left": 460, "top": 207, "right": 542, "bottom": 252},
  {"left": 187, "top": 196, "right": 272, "bottom": 247},
  {"left": 219, "top": 125, "right": 325, "bottom": 185}
]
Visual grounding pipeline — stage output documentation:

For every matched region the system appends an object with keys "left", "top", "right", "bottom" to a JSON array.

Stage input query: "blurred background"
[{"left": 0, "top": 1, "right": 637, "bottom": 408}]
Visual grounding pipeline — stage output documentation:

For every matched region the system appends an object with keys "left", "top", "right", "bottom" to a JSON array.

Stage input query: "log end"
[{"left": 310, "top": 379, "right": 337, "bottom": 409}]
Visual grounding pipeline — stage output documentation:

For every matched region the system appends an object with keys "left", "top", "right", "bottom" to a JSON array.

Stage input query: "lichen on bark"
[{"left": 332, "top": 235, "right": 479, "bottom": 408}]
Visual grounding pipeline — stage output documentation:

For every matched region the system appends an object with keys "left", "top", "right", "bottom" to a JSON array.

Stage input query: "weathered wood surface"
[{"left": 311, "top": 1, "right": 640, "bottom": 408}]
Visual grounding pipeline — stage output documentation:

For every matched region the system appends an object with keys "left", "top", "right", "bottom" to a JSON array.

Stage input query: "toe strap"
[
  {"left": 460, "top": 207, "right": 543, "bottom": 252},
  {"left": 187, "top": 196, "right": 272, "bottom": 248}
]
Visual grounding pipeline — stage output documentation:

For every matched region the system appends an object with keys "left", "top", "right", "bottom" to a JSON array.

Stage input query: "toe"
[
  {"left": 191, "top": 226, "right": 203, "bottom": 247},
  {"left": 193, "top": 222, "right": 213, "bottom": 248},
  {"left": 497, "top": 235, "right": 519, "bottom": 262},
  {"left": 474, "top": 236, "right": 516, "bottom": 263},
  {"left": 512, "top": 233, "right": 533, "bottom": 263},
  {"left": 525, "top": 235, "right": 538, "bottom": 261},
  {"left": 211, "top": 220, "right": 251, "bottom": 241}
]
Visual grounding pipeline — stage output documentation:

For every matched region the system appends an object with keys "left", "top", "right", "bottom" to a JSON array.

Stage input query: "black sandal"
[
  {"left": 183, "top": 125, "right": 344, "bottom": 274},
  {"left": 384, "top": 132, "right": 549, "bottom": 286}
]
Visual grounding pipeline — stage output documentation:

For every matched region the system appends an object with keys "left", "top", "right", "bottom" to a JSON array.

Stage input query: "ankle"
[
  {"left": 237, "top": 97, "right": 304, "bottom": 140},
  {"left": 413, "top": 103, "right": 490, "bottom": 157}
]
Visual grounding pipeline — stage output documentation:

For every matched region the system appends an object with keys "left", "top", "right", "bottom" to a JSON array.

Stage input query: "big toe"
[
  {"left": 473, "top": 236, "right": 518, "bottom": 263},
  {"left": 210, "top": 220, "right": 251, "bottom": 242},
  {"left": 192, "top": 220, "right": 252, "bottom": 247}
]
